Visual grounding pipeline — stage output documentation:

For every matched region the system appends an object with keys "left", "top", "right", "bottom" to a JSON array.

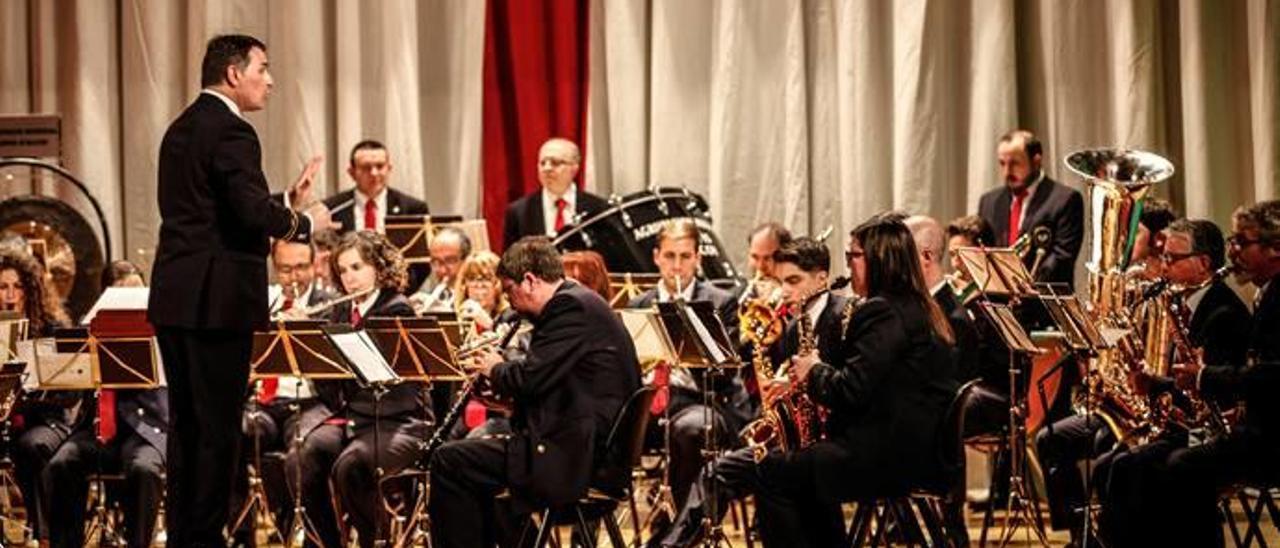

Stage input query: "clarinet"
[{"left": 419, "top": 315, "right": 523, "bottom": 465}]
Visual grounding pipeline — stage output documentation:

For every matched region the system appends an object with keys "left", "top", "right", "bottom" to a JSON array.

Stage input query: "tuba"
[{"left": 1065, "top": 148, "right": 1176, "bottom": 443}]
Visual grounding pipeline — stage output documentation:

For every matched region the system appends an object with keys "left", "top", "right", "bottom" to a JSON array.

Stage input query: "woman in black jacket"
[{"left": 285, "top": 231, "right": 432, "bottom": 548}]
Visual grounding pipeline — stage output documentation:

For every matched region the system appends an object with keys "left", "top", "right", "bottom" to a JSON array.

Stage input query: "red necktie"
[
  {"left": 553, "top": 198, "right": 568, "bottom": 232},
  {"left": 650, "top": 362, "right": 671, "bottom": 415},
  {"left": 97, "top": 389, "right": 116, "bottom": 444},
  {"left": 351, "top": 305, "right": 362, "bottom": 326},
  {"left": 364, "top": 199, "right": 378, "bottom": 232},
  {"left": 1008, "top": 189, "right": 1028, "bottom": 245}
]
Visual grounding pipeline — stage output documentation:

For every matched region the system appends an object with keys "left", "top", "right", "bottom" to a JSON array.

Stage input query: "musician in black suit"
[
  {"left": 45, "top": 389, "right": 168, "bottom": 548},
  {"left": 1096, "top": 218, "right": 1251, "bottom": 546},
  {"left": 627, "top": 220, "right": 751, "bottom": 520},
  {"left": 977, "top": 130, "right": 1084, "bottom": 288},
  {"left": 1140, "top": 201, "right": 1280, "bottom": 547},
  {"left": 658, "top": 216, "right": 958, "bottom": 547},
  {"left": 429, "top": 237, "right": 641, "bottom": 548},
  {"left": 231, "top": 240, "right": 337, "bottom": 546},
  {"left": 148, "top": 35, "right": 334, "bottom": 547},
  {"left": 0, "top": 247, "right": 72, "bottom": 543},
  {"left": 284, "top": 232, "right": 432, "bottom": 548},
  {"left": 501, "top": 138, "right": 609, "bottom": 249}
]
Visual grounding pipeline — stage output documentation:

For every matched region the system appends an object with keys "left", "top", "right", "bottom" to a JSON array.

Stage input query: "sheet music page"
[
  {"left": 81, "top": 287, "right": 151, "bottom": 324},
  {"left": 681, "top": 303, "right": 728, "bottom": 364},
  {"left": 617, "top": 309, "right": 676, "bottom": 364},
  {"left": 329, "top": 331, "right": 397, "bottom": 384}
]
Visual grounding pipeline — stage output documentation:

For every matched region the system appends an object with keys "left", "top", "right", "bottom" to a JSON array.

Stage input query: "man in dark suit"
[
  {"left": 501, "top": 138, "right": 609, "bottom": 249},
  {"left": 149, "top": 34, "right": 334, "bottom": 547},
  {"left": 977, "top": 129, "right": 1084, "bottom": 288},
  {"left": 657, "top": 216, "right": 957, "bottom": 547},
  {"left": 322, "top": 140, "right": 431, "bottom": 292},
  {"left": 45, "top": 389, "right": 169, "bottom": 548},
  {"left": 1140, "top": 201, "right": 1280, "bottom": 547},
  {"left": 1096, "top": 218, "right": 1251, "bottom": 546},
  {"left": 627, "top": 220, "right": 751, "bottom": 520},
  {"left": 429, "top": 237, "right": 641, "bottom": 548}
]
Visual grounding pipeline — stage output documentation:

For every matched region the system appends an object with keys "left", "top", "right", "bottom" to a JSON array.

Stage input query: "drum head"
[{"left": 554, "top": 187, "right": 740, "bottom": 282}]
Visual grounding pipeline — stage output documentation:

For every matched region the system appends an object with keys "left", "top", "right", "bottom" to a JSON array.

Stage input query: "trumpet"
[{"left": 274, "top": 286, "right": 376, "bottom": 320}]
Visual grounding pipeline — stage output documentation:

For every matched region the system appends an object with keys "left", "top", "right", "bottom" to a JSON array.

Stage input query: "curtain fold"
[{"left": 0, "top": 0, "right": 1275, "bottom": 281}]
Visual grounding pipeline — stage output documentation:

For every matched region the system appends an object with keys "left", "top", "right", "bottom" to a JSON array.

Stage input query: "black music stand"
[
  {"left": 957, "top": 245, "right": 1053, "bottom": 548},
  {"left": 250, "top": 320, "right": 354, "bottom": 548},
  {"left": 364, "top": 317, "right": 464, "bottom": 383},
  {"left": 609, "top": 273, "right": 662, "bottom": 310},
  {"left": 385, "top": 214, "right": 460, "bottom": 265},
  {"left": 656, "top": 299, "right": 739, "bottom": 547}
]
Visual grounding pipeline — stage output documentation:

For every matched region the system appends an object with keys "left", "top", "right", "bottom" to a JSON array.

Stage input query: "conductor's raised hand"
[{"left": 288, "top": 154, "right": 325, "bottom": 208}]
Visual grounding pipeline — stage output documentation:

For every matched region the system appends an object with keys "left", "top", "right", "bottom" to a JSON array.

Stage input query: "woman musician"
[
  {"left": 657, "top": 216, "right": 956, "bottom": 548},
  {"left": 284, "top": 231, "right": 433, "bottom": 548},
  {"left": 0, "top": 246, "right": 72, "bottom": 544}
]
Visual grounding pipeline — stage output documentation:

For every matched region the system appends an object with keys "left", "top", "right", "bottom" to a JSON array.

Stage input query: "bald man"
[{"left": 502, "top": 138, "right": 609, "bottom": 249}]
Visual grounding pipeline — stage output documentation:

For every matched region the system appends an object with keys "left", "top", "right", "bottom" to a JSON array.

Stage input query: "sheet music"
[
  {"left": 681, "top": 303, "right": 728, "bottom": 364},
  {"left": 328, "top": 330, "right": 398, "bottom": 384},
  {"left": 617, "top": 309, "right": 677, "bottom": 364},
  {"left": 80, "top": 287, "right": 150, "bottom": 324}
]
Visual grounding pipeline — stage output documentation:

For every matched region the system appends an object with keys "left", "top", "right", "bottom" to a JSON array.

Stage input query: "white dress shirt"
[{"left": 541, "top": 185, "right": 578, "bottom": 236}]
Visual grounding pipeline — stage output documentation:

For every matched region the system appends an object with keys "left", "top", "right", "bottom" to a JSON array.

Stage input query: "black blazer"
[
  {"left": 149, "top": 93, "right": 311, "bottom": 331},
  {"left": 322, "top": 187, "right": 429, "bottom": 235},
  {"left": 502, "top": 188, "right": 609, "bottom": 249},
  {"left": 1200, "top": 275, "right": 1280, "bottom": 444},
  {"left": 300, "top": 291, "right": 431, "bottom": 438},
  {"left": 933, "top": 287, "right": 982, "bottom": 385},
  {"left": 770, "top": 293, "right": 850, "bottom": 374},
  {"left": 1186, "top": 280, "right": 1252, "bottom": 368},
  {"left": 806, "top": 294, "right": 958, "bottom": 497},
  {"left": 71, "top": 389, "right": 169, "bottom": 460},
  {"left": 977, "top": 176, "right": 1084, "bottom": 288},
  {"left": 628, "top": 280, "right": 754, "bottom": 430},
  {"left": 489, "top": 281, "right": 641, "bottom": 510}
]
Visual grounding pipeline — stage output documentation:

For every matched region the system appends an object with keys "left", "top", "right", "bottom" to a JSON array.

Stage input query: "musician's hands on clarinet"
[{"left": 466, "top": 347, "right": 504, "bottom": 378}]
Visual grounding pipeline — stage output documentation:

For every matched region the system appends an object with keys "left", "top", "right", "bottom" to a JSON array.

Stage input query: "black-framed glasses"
[
  {"left": 844, "top": 250, "right": 865, "bottom": 263},
  {"left": 1227, "top": 234, "right": 1264, "bottom": 249},
  {"left": 1159, "top": 251, "right": 1203, "bottom": 264}
]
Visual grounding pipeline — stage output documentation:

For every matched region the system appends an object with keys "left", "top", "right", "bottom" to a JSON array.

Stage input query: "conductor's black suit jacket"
[
  {"left": 488, "top": 281, "right": 641, "bottom": 509},
  {"left": 149, "top": 93, "right": 311, "bottom": 331}
]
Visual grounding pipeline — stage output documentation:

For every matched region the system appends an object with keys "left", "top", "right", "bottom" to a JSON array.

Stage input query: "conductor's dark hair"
[
  {"left": 498, "top": 237, "right": 564, "bottom": 283},
  {"left": 200, "top": 34, "right": 266, "bottom": 88}
]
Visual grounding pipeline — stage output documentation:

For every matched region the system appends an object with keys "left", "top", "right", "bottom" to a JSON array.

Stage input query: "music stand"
[
  {"left": 0, "top": 312, "right": 28, "bottom": 363},
  {"left": 959, "top": 246, "right": 1052, "bottom": 548},
  {"left": 364, "top": 317, "right": 464, "bottom": 382},
  {"left": 609, "top": 273, "right": 662, "bottom": 309},
  {"left": 385, "top": 215, "right": 454, "bottom": 265},
  {"left": 617, "top": 309, "right": 679, "bottom": 371}
]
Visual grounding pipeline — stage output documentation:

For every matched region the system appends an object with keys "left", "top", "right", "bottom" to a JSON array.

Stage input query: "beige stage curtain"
[
  {"left": 0, "top": 0, "right": 485, "bottom": 269},
  {"left": 587, "top": 0, "right": 1280, "bottom": 272},
  {"left": 1, "top": 0, "right": 1276, "bottom": 279}
]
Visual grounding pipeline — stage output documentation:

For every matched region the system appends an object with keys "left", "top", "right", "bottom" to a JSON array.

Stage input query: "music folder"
[
  {"left": 617, "top": 308, "right": 678, "bottom": 372},
  {"left": 977, "top": 302, "right": 1042, "bottom": 354},
  {"left": 321, "top": 324, "right": 399, "bottom": 387},
  {"left": 251, "top": 320, "right": 352, "bottom": 379},
  {"left": 363, "top": 316, "right": 462, "bottom": 381},
  {"left": 954, "top": 246, "right": 1038, "bottom": 297},
  {"left": 656, "top": 300, "right": 739, "bottom": 369}
]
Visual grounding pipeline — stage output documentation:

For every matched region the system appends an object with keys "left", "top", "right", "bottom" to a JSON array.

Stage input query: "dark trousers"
[
  {"left": 45, "top": 428, "right": 164, "bottom": 548},
  {"left": 286, "top": 419, "right": 428, "bottom": 548},
  {"left": 1033, "top": 413, "right": 1114, "bottom": 537},
  {"left": 1094, "top": 433, "right": 1183, "bottom": 547},
  {"left": 649, "top": 401, "right": 735, "bottom": 509},
  {"left": 157, "top": 326, "right": 253, "bottom": 547},
  {"left": 11, "top": 422, "right": 70, "bottom": 540},
  {"left": 656, "top": 446, "right": 847, "bottom": 548},
  {"left": 428, "top": 437, "right": 527, "bottom": 548},
  {"left": 1143, "top": 431, "right": 1279, "bottom": 547}
]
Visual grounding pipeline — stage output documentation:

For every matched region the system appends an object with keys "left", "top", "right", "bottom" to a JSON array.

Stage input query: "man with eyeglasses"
[
  {"left": 1121, "top": 200, "right": 1280, "bottom": 546},
  {"left": 1093, "top": 218, "right": 1251, "bottom": 546},
  {"left": 501, "top": 138, "right": 609, "bottom": 249},
  {"left": 410, "top": 226, "right": 472, "bottom": 314}
]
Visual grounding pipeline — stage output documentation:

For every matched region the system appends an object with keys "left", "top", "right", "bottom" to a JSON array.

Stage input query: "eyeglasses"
[
  {"left": 430, "top": 256, "right": 462, "bottom": 268},
  {"left": 1227, "top": 234, "right": 1264, "bottom": 249},
  {"left": 1159, "top": 252, "right": 1203, "bottom": 264},
  {"left": 844, "top": 250, "right": 865, "bottom": 263}
]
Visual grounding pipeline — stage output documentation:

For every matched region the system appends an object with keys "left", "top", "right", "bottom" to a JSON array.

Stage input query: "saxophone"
[
  {"left": 1152, "top": 266, "right": 1236, "bottom": 439},
  {"left": 740, "top": 278, "right": 859, "bottom": 461}
]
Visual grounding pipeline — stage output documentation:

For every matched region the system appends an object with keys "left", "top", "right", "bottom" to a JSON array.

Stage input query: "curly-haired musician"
[
  {"left": 285, "top": 231, "right": 433, "bottom": 548},
  {"left": 656, "top": 216, "right": 957, "bottom": 547},
  {"left": 429, "top": 237, "right": 641, "bottom": 548}
]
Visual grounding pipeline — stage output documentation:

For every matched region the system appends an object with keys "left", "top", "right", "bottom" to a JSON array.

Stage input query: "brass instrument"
[
  {"left": 1065, "top": 148, "right": 1176, "bottom": 443},
  {"left": 741, "top": 278, "right": 857, "bottom": 461},
  {"left": 948, "top": 229, "right": 1036, "bottom": 304},
  {"left": 274, "top": 286, "right": 376, "bottom": 321},
  {"left": 738, "top": 273, "right": 785, "bottom": 348}
]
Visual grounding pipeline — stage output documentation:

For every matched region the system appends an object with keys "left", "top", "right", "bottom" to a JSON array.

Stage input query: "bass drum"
[{"left": 554, "top": 187, "right": 740, "bottom": 282}]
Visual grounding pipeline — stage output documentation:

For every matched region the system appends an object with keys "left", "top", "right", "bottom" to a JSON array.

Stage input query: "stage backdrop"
[{"left": 0, "top": 0, "right": 1276, "bottom": 282}]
